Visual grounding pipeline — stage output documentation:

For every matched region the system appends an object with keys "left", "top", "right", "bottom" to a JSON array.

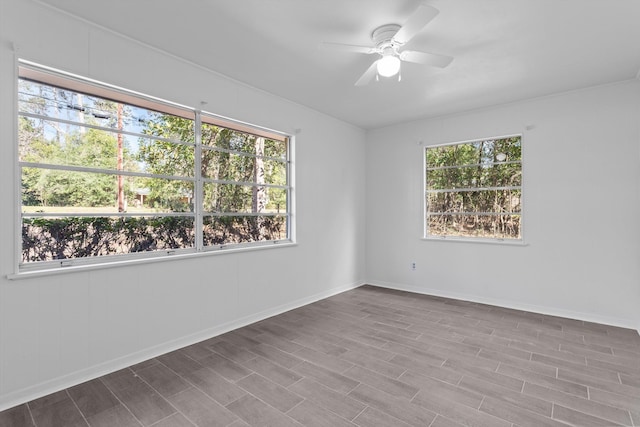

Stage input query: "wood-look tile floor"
[{"left": 2, "top": 285, "right": 639, "bottom": 427}]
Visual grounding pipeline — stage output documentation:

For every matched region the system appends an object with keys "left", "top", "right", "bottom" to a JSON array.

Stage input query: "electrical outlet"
[{"left": 411, "top": 262, "right": 416, "bottom": 271}]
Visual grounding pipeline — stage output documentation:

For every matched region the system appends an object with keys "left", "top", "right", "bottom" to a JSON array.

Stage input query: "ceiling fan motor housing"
[{"left": 372, "top": 24, "right": 402, "bottom": 51}]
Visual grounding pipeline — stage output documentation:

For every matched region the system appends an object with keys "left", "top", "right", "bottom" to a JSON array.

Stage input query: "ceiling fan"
[{"left": 321, "top": 3, "right": 453, "bottom": 86}]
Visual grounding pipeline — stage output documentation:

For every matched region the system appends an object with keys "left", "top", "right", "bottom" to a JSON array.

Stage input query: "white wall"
[
  {"left": 0, "top": 0, "right": 366, "bottom": 410},
  {"left": 366, "top": 80, "right": 640, "bottom": 331}
]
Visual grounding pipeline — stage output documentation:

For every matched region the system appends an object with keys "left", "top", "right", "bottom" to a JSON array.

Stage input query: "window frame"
[
  {"left": 14, "top": 60, "right": 294, "bottom": 275},
  {"left": 423, "top": 134, "right": 524, "bottom": 244}
]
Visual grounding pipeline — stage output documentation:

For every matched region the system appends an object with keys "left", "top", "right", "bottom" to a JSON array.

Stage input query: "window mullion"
[
  {"left": 426, "top": 185, "right": 521, "bottom": 193},
  {"left": 194, "top": 110, "right": 203, "bottom": 252},
  {"left": 201, "top": 144, "right": 286, "bottom": 163},
  {"left": 286, "top": 137, "right": 292, "bottom": 240},
  {"left": 18, "top": 111, "right": 195, "bottom": 147},
  {"left": 19, "top": 161, "right": 195, "bottom": 182}
]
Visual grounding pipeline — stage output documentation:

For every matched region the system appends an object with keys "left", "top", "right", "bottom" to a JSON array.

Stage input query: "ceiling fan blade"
[
  {"left": 319, "top": 42, "right": 377, "bottom": 54},
  {"left": 355, "top": 60, "right": 379, "bottom": 86},
  {"left": 400, "top": 50, "right": 453, "bottom": 68},
  {"left": 393, "top": 4, "right": 439, "bottom": 44}
]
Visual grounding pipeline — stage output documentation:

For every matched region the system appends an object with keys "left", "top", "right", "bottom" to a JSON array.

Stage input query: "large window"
[
  {"left": 424, "top": 135, "right": 522, "bottom": 241},
  {"left": 17, "top": 63, "right": 291, "bottom": 272}
]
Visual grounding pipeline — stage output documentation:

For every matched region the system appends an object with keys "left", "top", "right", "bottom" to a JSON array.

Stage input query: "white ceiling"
[{"left": 37, "top": 0, "right": 640, "bottom": 129}]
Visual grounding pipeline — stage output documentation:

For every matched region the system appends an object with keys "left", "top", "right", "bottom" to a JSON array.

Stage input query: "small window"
[
  {"left": 17, "top": 62, "right": 291, "bottom": 272},
  {"left": 424, "top": 135, "right": 522, "bottom": 241}
]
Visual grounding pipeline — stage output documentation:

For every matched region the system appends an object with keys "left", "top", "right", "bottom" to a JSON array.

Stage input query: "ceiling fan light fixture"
[
  {"left": 377, "top": 55, "right": 401, "bottom": 77},
  {"left": 325, "top": 5, "right": 451, "bottom": 86}
]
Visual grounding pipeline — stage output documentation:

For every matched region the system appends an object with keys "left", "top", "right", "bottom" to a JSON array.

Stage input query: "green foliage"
[
  {"left": 21, "top": 128, "right": 121, "bottom": 207},
  {"left": 139, "top": 114, "right": 195, "bottom": 177},
  {"left": 137, "top": 114, "right": 196, "bottom": 210},
  {"left": 203, "top": 216, "right": 286, "bottom": 245},
  {"left": 22, "top": 215, "right": 286, "bottom": 261},
  {"left": 22, "top": 217, "right": 195, "bottom": 261}
]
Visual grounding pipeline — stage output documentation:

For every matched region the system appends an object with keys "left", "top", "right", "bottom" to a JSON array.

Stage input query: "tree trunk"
[{"left": 252, "top": 137, "right": 266, "bottom": 237}]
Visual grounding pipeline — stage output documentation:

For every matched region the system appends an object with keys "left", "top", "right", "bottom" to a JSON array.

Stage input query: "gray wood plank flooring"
[{"left": 2, "top": 285, "right": 639, "bottom": 426}]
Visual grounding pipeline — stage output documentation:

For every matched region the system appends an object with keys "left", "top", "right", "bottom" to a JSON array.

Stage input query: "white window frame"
[
  {"left": 14, "top": 60, "right": 293, "bottom": 276},
  {"left": 423, "top": 134, "right": 523, "bottom": 244}
]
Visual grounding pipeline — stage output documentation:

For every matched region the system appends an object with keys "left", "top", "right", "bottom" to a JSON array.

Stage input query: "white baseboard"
[
  {"left": 0, "top": 280, "right": 363, "bottom": 412},
  {"left": 367, "top": 280, "right": 640, "bottom": 335}
]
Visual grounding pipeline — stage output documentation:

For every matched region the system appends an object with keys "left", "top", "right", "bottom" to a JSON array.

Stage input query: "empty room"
[{"left": 1, "top": 0, "right": 639, "bottom": 426}]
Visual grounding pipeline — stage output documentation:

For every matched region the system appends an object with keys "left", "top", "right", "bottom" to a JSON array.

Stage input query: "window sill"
[
  {"left": 421, "top": 237, "right": 527, "bottom": 246},
  {"left": 7, "top": 241, "right": 297, "bottom": 280}
]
